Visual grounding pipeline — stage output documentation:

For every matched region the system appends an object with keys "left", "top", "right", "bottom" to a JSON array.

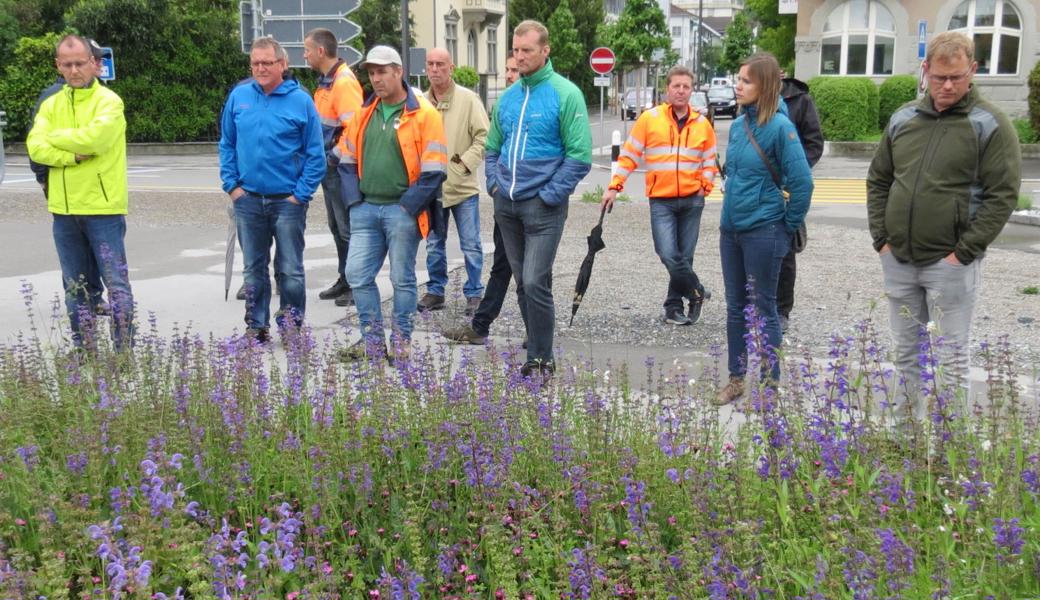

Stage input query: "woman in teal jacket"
[{"left": 716, "top": 52, "right": 814, "bottom": 406}]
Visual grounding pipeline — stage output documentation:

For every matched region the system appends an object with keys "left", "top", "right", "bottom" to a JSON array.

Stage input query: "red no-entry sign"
[{"left": 589, "top": 47, "right": 616, "bottom": 75}]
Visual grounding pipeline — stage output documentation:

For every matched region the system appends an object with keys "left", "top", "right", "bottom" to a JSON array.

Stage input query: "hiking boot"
[
  {"left": 389, "top": 340, "right": 411, "bottom": 365},
  {"left": 464, "top": 296, "right": 482, "bottom": 317},
  {"left": 665, "top": 308, "right": 691, "bottom": 326},
  {"left": 236, "top": 283, "right": 247, "bottom": 301},
  {"left": 95, "top": 300, "right": 111, "bottom": 317},
  {"left": 442, "top": 324, "right": 487, "bottom": 345},
  {"left": 713, "top": 376, "right": 745, "bottom": 406},
  {"left": 521, "top": 359, "right": 555, "bottom": 380},
  {"left": 417, "top": 293, "right": 445, "bottom": 312},
  {"left": 688, "top": 286, "right": 711, "bottom": 325},
  {"left": 779, "top": 314, "right": 790, "bottom": 334},
  {"left": 244, "top": 327, "right": 271, "bottom": 344},
  {"left": 319, "top": 278, "right": 349, "bottom": 300},
  {"left": 338, "top": 338, "right": 388, "bottom": 363},
  {"left": 334, "top": 288, "right": 354, "bottom": 307}
]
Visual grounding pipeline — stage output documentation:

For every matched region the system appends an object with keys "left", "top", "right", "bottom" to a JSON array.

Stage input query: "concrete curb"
[
  {"left": 1009, "top": 211, "right": 1040, "bottom": 226},
  {"left": 824, "top": 141, "right": 1040, "bottom": 159},
  {"left": 5, "top": 142, "right": 219, "bottom": 156}
]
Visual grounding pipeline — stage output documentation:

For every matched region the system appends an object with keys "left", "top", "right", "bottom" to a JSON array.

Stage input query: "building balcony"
[{"left": 461, "top": 0, "right": 505, "bottom": 30}]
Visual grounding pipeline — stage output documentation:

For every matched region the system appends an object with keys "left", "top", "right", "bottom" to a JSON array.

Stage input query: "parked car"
[
  {"left": 623, "top": 87, "right": 656, "bottom": 120},
  {"left": 691, "top": 91, "right": 714, "bottom": 125},
  {"left": 707, "top": 86, "right": 738, "bottom": 118}
]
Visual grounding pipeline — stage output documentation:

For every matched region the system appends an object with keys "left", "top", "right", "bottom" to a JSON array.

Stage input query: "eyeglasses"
[
  {"left": 927, "top": 70, "right": 972, "bottom": 85},
  {"left": 250, "top": 59, "right": 282, "bottom": 69},
  {"left": 57, "top": 60, "right": 92, "bottom": 71}
]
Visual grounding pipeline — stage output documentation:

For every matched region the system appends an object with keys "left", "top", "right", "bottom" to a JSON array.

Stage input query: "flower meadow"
[{"left": 0, "top": 284, "right": 1038, "bottom": 599}]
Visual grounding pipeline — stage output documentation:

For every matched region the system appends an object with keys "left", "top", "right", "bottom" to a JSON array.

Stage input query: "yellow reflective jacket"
[
  {"left": 609, "top": 103, "right": 718, "bottom": 198},
  {"left": 27, "top": 79, "right": 128, "bottom": 215}
]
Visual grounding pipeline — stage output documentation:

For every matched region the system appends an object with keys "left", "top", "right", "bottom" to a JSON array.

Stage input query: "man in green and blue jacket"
[{"left": 485, "top": 19, "right": 592, "bottom": 378}]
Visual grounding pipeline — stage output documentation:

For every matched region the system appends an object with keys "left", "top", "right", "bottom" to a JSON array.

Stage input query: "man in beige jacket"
[{"left": 417, "top": 47, "right": 490, "bottom": 315}]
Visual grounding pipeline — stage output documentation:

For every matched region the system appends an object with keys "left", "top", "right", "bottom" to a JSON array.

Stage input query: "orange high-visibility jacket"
[
  {"left": 336, "top": 85, "right": 448, "bottom": 238},
  {"left": 313, "top": 60, "right": 363, "bottom": 156},
  {"left": 609, "top": 104, "right": 718, "bottom": 198}
]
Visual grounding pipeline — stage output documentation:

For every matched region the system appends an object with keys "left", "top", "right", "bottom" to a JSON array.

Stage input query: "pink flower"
[{"left": 287, "top": 593, "right": 300, "bottom": 600}]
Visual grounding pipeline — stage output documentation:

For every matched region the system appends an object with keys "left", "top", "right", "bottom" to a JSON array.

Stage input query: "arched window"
[
  {"left": 468, "top": 29, "right": 478, "bottom": 71},
  {"left": 820, "top": 0, "right": 895, "bottom": 75},
  {"left": 948, "top": 0, "right": 1021, "bottom": 75}
]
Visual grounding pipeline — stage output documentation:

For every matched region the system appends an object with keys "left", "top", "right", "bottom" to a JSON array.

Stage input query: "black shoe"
[
  {"left": 665, "top": 308, "right": 691, "bottom": 326},
  {"left": 520, "top": 359, "right": 555, "bottom": 379},
  {"left": 334, "top": 288, "right": 354, "bottom": 307},
  {"left": 236, "top": 284, "right": 247, "bottom": 301},
  {"left": 417, "top": 293, "right": 446, "bottom": 312},
  {"left": 688, "top": 286, "right": 711, "bottom": 325},
  {"left": 779, "top": 314, "right": 790, "bottom": 334},
  {"left": 319, "top": 278, "right": 349, "bottom": 300},
  {"left": 464, "top": 296, "right": 481, "bottom": 317},
  {"left": 244, "top": 327, "right": 270, "bottom": 344}
]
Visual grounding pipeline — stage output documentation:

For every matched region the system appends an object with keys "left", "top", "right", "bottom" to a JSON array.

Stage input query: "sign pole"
[{"left": 599, "top": 84, "right": 605, "bottom": 157}]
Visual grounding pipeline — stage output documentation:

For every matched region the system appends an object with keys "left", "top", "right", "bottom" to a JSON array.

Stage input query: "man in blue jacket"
[
  {"left": 486, "top": 20, "right": 593, "bottom": 379},
  {"left": 219, "top": 37, "right": 325, "bottom": 343}
]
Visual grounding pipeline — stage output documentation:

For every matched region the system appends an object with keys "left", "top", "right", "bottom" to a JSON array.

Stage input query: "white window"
[
  {"left": 445, "top": 20, "right": 458, "bottom": 64},
  {"left": 673, "top": 26, "right": 683, "bottom": 37},
  {"left": 487, "top": 26, "right": 498, "bottom": 73},
  {"left": 820, "top": 0, "right": 895, "bottom": 75},
  {"left": 468, "top": 29, "right": 478, "bottom": 70},
  {"left": 948, "top": 0, "right": 1021, "bottom": 75}
]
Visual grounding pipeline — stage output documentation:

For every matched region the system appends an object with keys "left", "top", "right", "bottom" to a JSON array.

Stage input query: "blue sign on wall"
[
  {"left": 918, "top": 20, "right": 927, "bottom": 60},
  {"left": 98, "top": 48, "right": 115, "bottom": 81}
]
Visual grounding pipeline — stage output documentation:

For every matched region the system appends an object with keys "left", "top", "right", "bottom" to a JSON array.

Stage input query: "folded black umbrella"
[{"left": 569, "top": 205, "right": 608, "bottom": 326}]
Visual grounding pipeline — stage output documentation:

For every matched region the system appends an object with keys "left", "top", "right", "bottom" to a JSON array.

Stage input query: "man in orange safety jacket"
[
  {"left": 335, "top": 45, "right": 447, "bottom": 362},
  {"left": 601, "top": 65, "right": 718, "bottom": 326}
]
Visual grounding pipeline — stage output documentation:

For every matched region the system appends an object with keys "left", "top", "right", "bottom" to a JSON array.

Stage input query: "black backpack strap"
[{"left": 743, "top": 117, "right": 785, "bottom": 193}]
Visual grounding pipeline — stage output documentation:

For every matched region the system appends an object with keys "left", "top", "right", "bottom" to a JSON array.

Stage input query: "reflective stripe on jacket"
[
  {"left": 26, "top": 79, "right": 128, "bottom": 215},
  {"left": 336, "top": 82, "right": 448, "bottom": 237},
  {"left": 608, "top": 103, "right": 718, "bottom": 198},
  {"left": 313, "top": 60, "right": 363, "bottom": 157}
]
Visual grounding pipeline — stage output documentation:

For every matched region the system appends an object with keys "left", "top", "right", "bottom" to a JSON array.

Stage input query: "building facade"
[
  {"left": 669, "top": 3, "right": 724, "bottom": 78},
  {"left": 794, "top": 0, "right": 1038, "bottom": 116},
  {"left": 410, "top": 0, "right": 508, "bottom": 103}
]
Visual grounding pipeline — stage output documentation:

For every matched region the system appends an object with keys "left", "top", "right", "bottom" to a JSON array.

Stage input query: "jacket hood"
[{"left": 781, "top": 77, "right": 809, "bottom": 99}]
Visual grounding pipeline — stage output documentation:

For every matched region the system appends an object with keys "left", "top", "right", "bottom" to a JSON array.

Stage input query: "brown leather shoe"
[
  {"left": 417, "top": 293, "right": 445, "bottom": 312},
  {"left": 713, "top": 376, "right": 744, "bottom": 406}
]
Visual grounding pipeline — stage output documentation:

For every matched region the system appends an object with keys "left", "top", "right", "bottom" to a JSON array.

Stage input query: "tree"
[
  {"left": 351, "top": 0, "right": 412, "bottom": 53},
  {"left": 546, "top": 0, "right": 583, "bottom": 77},
  {"left": 719, "top": 11, "right": 754, "bottom": 75},
  {"left": 745, "top": 0, "right": 796, "bottom": 71},
  {"left": 510, "top": 0, "right": 604, "bottom": 102}
]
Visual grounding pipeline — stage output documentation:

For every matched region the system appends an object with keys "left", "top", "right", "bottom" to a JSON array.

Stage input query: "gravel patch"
[{"left": 418, "top": 198, "right": 1040, "bottom": 366}]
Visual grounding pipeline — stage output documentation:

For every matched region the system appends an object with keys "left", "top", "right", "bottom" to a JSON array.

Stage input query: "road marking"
[{"left": 706, "top": 178, "right": 868, "bottom": 205}]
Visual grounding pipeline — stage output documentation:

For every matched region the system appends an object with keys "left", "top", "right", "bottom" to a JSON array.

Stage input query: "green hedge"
[
  {"left": 1029, "top": 61, "right": 1040, "bottom": 139},
  {"left": 452, "top": 66, "right": 479, "bottom": 89},
  {"left": 808, "top": 76, "right": 879, "bottom": 141},
  {"left": 0, "top": 33, "right": 64, "bottom": 141},
  {"left": 878, "top": 74, "right": 917, "bottom": 130}
]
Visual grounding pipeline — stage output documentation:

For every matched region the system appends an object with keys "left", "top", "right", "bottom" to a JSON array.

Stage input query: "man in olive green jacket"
[
  {"left": 418, "top": 47, "right": 489, "bottom": 315},
  {"left": 27, "top": 34, "right": 133, "bottom": 350},
  {"left": 867, "top": 32, "right": 1021, "bottom": 428}
]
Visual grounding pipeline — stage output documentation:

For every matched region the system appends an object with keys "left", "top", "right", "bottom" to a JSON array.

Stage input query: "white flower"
[
  {"left": 926, "top": 321, "right": 938, "bottom": 334},
  {"left": 938, "top": 525, "right": 946, "bottom": 532},
  {"left": 603, "top": 370, "right": 611, "bottom": 384},
  {"left": 688, "top": 378, "right": 696, "bottom": 386},
  {"left": 981, "top": 439, "right": 992, "bottom": 451},
  {"left": 943, "top": 503, "right": 954, "bottom": 515}
]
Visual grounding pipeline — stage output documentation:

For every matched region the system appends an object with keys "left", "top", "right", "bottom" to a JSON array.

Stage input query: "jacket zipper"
[
  {"left": 97, "top": 174, "right": 110, "bottom": 202},
  {"left": 64, "top": 87, "right": 77, "bottom": 213},
  {"left": 907, "top": 117, "right": 947, "bottom": 263},
  {"left": 509, "top": 85, "right": 531, "bottom": 200}
]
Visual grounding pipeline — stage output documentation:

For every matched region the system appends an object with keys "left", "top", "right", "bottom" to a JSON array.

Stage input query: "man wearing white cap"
[{"left": 335, "top": 46, "right": 448, "bottom": 362}]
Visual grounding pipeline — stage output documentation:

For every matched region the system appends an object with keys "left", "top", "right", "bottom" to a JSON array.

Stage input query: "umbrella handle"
[{"left": 597, "top": 204, "right": 607, "bottom": 229}]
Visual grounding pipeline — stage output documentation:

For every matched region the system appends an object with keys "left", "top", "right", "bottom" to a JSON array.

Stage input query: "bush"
[
  {"left": 1013, "top": 118, "right": 1037, "bottom": 144},
  {"left": 808, "top": 76, "right": 879, "bottom": 141},
  {"left": 1029, "top": 61, "right": 1040, "bottom": 137},
  {"left": 452, "top": 66, "right": 479, "bottom": 89},
  {"left": 878, "top": 74, "right": 917, "bottom": 129},
  {"left": 0, "top": 33, "right": 64, "bottom": 141}
]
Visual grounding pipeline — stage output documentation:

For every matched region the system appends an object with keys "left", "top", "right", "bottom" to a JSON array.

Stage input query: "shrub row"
[{"left": 807, "top": 75, "right": 916, "bottom": 141}]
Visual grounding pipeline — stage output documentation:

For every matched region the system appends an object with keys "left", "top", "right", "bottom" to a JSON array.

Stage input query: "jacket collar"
[
  {"left": 362, "top": 78, "right": 422, "bottom": 112},
  {"left": 918, "top": 84, "right": 977, "bottom": 116},
  {"left": 520, "top": 58, "right": 554, "bottom": 88},
  {"left": 250, "top": 78, "right": 299, "bottom": 96},
  {"left": 65, "top": 77, "right": 100, "bottom": 96},
  {"left": 317, "top": 59, "right": 347, "bottom": 88},
  {"left": 425, "top": 82, "right": 456, "bottom": 108}
]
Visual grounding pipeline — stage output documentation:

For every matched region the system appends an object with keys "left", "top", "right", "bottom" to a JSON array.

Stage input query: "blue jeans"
[
  {"left": 649, "top": 195, "right": 705, "bottom": 312},
  {"left": 234, "top": 193, "right": 308, "bottom": 330},
  {"left": 471, "top": 222, "right": 527, "bottom": 337},
  {"left": 321, "top": 165, "right": 351, "bottom": 280},
  {"left": 493, "top": 194, "right": 567, "bottom": 363},
  {"left": 425, "top": 195, "right": 484, "bottom": 298},
  {"left": 345, "top": 202, "right": 421, "bottom": 341},
  {"left": 719, "top": 221, "right": 790, "bottom": 380},
  {"left": 52, "top": 214, "right": 134, "bottom": 350}
]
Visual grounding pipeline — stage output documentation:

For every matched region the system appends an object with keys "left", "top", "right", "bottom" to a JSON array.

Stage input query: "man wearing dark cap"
[{"left": 335, "top": 45, "right": 447, "bottom": 362}]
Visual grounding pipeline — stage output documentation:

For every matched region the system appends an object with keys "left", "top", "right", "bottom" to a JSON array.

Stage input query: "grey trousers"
[{"left": 880, "top": 251, "right": 981, "bottom": 425}]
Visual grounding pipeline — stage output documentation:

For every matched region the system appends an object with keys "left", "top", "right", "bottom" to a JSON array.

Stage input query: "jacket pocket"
[{"left": 97, "top": 174, "right": 110, "bottom": 203}]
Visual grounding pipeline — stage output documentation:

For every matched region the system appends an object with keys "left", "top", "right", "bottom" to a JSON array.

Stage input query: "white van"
[{"left": 710, "top": 77, "right": 732, "bottom": 88}]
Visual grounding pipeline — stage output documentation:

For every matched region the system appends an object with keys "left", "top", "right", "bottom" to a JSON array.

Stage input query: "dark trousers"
[
  {"left": 776, "top": 246, "right": 797, "bottom": 319},
  {"left": 471, "top": 222, "right": 527, "bottom": 337}
]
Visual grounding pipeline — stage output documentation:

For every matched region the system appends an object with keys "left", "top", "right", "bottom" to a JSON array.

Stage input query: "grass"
[
  {"left": 1022, "top": 286, "right": 1039, "bottom": 295},
  {"left": 1018, "top": 194, "right": 1034, "bottom": 211},
  {"left": 0, "top": 285, "right": 1037, "bottom": 598},
  {"left": 580, "top": 184, "right": 629, "bottom": 204}
]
